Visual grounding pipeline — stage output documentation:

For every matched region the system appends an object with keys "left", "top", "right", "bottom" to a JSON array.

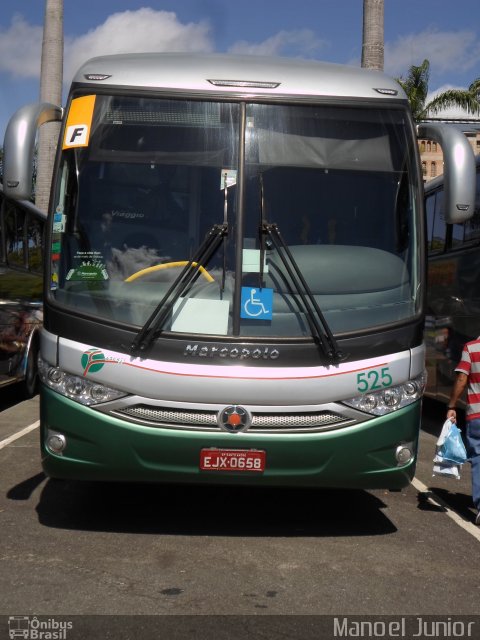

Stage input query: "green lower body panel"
[{"left": 40, "top": 387, "right": 420, "bottom": 489}]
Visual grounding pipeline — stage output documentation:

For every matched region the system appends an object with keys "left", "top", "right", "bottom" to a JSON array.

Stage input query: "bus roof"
[{"left": 72, "top": 52, "right": 406, "bottom": 102}]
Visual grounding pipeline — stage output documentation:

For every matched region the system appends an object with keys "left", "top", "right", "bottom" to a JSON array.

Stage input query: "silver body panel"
[
  {"left": 73, "top": 53, "right": 407, "bottom": 102},
  {"left": 3, "top": 103, "right": 62, "bottom": 201},
  {"left": 41, "top": 328, "right": 424, "bottom": 407},
  {"left": 417, "top": 123, "right": 476, "bottom": 224}
]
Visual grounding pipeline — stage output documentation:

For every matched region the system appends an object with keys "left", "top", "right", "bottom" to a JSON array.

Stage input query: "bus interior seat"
[{"left": 266, "top": 245, "right": 409, "bottom": 296}]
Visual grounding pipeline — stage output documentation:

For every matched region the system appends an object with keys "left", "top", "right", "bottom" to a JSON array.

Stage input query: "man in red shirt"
[{"left": 447, "top": 337, "right": 480, "bottom": 525}]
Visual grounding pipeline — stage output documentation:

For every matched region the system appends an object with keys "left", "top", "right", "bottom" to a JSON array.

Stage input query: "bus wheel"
[{"left": 22, "top": 341, "right": 39, "bottom": 399}]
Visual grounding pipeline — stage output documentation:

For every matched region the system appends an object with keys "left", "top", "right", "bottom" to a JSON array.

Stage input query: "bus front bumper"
[{"left": 40, "top": 387, "right": 421, "bottom": 490}]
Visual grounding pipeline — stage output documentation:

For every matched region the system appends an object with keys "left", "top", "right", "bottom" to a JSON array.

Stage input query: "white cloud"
[
  {"left": 385, "top": 28, "right": 480, "bottom": 79},
  {"left": 0, "top": 14, "right": 43, "bottom": 78},
  {"left": 0, "top": 9, "right": 214, "bottom": 84},
  {"left": 0, "top": 10, "right": 328, "bottom": 90},
  {"left": 228, "top": 29, "right": 326, "bottom": 57},
  {"left": 64, "top": 9, "right": 214, "bottom": 83}
]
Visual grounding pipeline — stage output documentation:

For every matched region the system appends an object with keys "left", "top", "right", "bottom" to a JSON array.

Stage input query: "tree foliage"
[{"left": 397, "top": 59, "right": 480, "bottom": 121}]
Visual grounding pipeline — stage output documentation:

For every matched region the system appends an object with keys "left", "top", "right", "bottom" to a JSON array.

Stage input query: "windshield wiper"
[
  {"left": 262, "top": 222, "right": 344, "bottom": 362},
  {"left": 130, "top": 223, "right": 228, "bottom": 354}
]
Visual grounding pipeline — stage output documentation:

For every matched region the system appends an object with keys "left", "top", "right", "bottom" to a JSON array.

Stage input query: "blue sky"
[{"left": 1, "top": 0, "right": 480, "bottom": 140}]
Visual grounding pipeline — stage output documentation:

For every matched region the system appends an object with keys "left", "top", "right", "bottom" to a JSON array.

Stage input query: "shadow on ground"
[{"left": 13, "top": 478, "right": 400, "bottom": 538}]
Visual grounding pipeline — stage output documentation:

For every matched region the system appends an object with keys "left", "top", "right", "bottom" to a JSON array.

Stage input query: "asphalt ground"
[{"left": 1, "top": 391, "right": 479, "bottom": 639}]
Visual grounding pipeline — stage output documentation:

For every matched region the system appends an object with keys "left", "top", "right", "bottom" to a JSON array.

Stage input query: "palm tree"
[
  {"left": 35, "top": 0, "right": 64, "bottom": 212},
  {"left": 361, "top": 0, "right": 384, "bottom": 71},
  {"left": 397, "top": 59, "right": 480, "bottom": 121}
]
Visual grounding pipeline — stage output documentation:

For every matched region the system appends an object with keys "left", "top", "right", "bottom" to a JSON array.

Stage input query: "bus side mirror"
[
  {"left": 3, "top": 103, "right": 63, "bottom": 201},
  {"left": 417, "top": 123, "right": 476, "bottom": 224}
]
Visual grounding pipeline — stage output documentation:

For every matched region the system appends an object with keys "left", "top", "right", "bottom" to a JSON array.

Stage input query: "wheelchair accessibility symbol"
[{"left": 241, "top": 287, "right": 273, "bottom": 320}]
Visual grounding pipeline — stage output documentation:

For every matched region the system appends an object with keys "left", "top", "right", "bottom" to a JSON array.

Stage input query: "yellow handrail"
[{"left": 125, "top": 261, "right": 214, "bottom": 283}]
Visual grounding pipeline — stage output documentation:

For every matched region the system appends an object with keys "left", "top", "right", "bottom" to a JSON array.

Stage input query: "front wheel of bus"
[{"left": 22, "top": 341, "right": 39, "bottom": 399}]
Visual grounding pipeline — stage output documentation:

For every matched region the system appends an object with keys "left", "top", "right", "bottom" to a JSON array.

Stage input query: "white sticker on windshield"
[
  {"left": 172, "top": 298, "right": 229, "bottom": 335},
  {"left": 243, "top": 249, "right": 269, "bottom": 274},
  {"left": 220, "top": 169, "right": 237, "bottom": 190},
  {"left": 53, "top": 211, "right": 66, "bottom": 233}
]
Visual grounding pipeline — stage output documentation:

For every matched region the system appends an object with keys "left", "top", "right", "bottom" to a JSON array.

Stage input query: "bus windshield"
[{"left": 51, "top": 94, "right": 420, "bottom": 338}]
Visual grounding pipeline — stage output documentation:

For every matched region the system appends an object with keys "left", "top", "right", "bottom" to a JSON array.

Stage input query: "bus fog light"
[
  {"left": 395, "top": 445, "right": 413, "bottom": 465},
  {"left": 46, "top": 431, "right": 67, "bottom": 454}
]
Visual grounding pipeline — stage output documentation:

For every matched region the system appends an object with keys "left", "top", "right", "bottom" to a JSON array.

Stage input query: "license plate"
[{"left": 200, "top": 448, "right": 266, "bottom": 472}]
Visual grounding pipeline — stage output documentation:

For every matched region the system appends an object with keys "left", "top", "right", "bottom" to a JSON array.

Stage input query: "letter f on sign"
[{"left": 64, "top": 124, "right": 89, "bottom": 147}]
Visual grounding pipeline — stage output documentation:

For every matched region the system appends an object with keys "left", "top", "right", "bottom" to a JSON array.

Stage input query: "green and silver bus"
[
  {"left": 3, "top": 53, "right": 476, "bottom": 487},
  {"left": 425, "top": 153, "right": 480, "bottom": 405}
]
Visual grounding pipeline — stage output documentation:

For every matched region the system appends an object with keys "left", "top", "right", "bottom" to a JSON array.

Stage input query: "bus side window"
[
  {"left": 431, "top": 189, "right": 446, "bottom": 253},
  {"left": 0, "top": 192, "right": 5, "bottom": 265},
  {"left": 425, "top": 192, "right": 436, "bottom": 253},
  {"left": 27, "top": 215, "right": 44, "bottom": 274},
  {"left": 5, "top": 204, "right": 25, "bottom": 267},
  {"left": 451, "top": 221, "right": 465, "bottom": 249},
  {"left": 452, "top": 168, "right": 480, "bottom": 247},
  {"left": 464, "top": 208, "right": 480, "bottom": 243}
]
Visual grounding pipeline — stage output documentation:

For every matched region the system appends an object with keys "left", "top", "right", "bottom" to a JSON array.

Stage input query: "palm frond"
[
  {"left": 425, "top": 90, "right": 480, "bottom": 116},
  {"left": 399, "top": 59, "right": 480, "bottom": 121},
  {"left": 397, "top": 59, "right": 430, "bottom": 120}
]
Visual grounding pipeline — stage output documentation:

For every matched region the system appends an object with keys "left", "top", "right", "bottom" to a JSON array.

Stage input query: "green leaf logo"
[{"left": 81, "top": 348, "right": 105, "bottom": 375}]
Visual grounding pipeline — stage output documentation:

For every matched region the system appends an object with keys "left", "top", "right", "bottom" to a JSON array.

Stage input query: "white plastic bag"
[{"left": 432, "top": 461, "right": 461, "bottom": 479}]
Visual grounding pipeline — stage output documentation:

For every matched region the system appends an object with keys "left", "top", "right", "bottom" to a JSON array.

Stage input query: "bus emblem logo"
[
  {"left": 218, "top": 406, "right": 251, "bottom": 433},
  {"left": 81, "top": 348, "right": 105, "bottom": 375}
]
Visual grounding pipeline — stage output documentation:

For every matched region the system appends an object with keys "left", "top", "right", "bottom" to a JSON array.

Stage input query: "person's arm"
[{"left": 446, "top": 372, "right": 468, "bottom": 422}]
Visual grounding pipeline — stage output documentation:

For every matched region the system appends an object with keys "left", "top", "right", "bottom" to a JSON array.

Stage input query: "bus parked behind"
[
  {"left": 0, "top": 183, "right": 44, "bottom": 397},
  {"left": 425, "top": 154, "right": 480, "bottom": 405}
]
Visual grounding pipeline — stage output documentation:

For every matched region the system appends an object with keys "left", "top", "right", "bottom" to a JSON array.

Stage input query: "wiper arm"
[
  {"left": 131, "top": 223, "right": 228, "bottom": 354},
  {"left": 262, "top": 222, "right": 344, "bottom": 362}
]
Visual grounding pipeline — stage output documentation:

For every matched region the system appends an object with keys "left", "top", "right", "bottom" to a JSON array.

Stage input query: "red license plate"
[{"left": 200, "top": 448, "right": 266, "bottom": 472}]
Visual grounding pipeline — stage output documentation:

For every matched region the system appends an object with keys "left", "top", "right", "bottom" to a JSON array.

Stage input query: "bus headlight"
[
  {"left": 38, "top": 357, "right": 127, "bottom": 406},
  {"left": 342, "top": 371, "right": 426, "bottom": 416}
]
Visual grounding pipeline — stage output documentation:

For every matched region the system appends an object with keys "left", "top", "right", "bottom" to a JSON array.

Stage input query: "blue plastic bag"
[
  {"left": 433, "top": 419, "right": 467, "bottom": 479},
  {"left": 441, "top": 422, "right": 467, "bottom": 464}
]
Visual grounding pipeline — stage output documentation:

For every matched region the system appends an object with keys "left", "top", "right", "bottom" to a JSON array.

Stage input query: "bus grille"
[{"left": 111, "top": 404, "right": 352, "bottom": 433}]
